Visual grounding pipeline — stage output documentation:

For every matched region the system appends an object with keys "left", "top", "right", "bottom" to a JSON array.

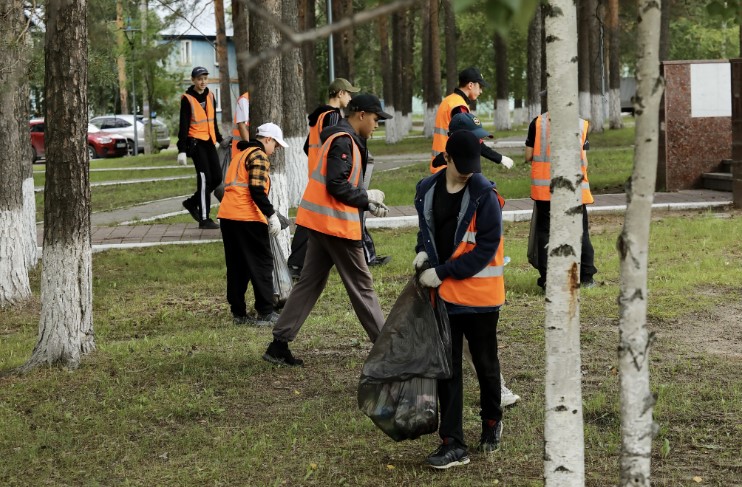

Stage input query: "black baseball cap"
[
  {"left": 347, "top": 93, "right": 393, "bottom": 120},
  {"left": 449, "top": 113, "right": 492, "bottom": 139},
  {"left": 458, "top": 66, "right": 489, "bottom": 88},
  {"left": 445, "top": 130, "right": 482, "bottom": 174},
  {"left": 191, "top": 66, "right": 209, "bottom": 77}
]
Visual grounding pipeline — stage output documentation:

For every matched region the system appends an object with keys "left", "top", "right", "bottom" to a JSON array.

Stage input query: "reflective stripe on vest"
[
  {"left": 430, "top": 92, "right": 468, "bottom": 173},
  {"left": 530, "top": 114, "right": 593, "bottom": 204},
  {"left": 184, "top": 93, "right": 216, "bottom": 143},
  {"left": 438, "top": 190, "right": 506, "bottom": 308},
  {"left": 216, "top": 146, "right": 270, "bottom": 223},
  {"left": 295, "top": 132, "right": 363, "bottom": 240},
  {"left": 307, "top": 111, "right": 332, "bottom": 177},
  {"left": 232, "top": 92, "right": 250, "bottom": 153}
]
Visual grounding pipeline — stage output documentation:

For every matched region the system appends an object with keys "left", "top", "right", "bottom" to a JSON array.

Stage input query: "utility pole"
[
  {"left": 140, "top": 0, "right": 152, "bottom": 154},
  {"left": 327, "top": 0, "right": 335, "bottom": 81}
]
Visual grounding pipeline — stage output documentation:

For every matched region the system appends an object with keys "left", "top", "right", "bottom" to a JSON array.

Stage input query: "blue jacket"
[{"left": 414, "top": 170, "right": 504, "bottom": 314}]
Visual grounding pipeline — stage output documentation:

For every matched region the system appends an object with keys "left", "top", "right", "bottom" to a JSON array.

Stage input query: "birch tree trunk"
[
  {"left": 21, "top": 0, "right": 94, "bottom": 372},
  {"left": 0, "top": 0, "right": 33, "bottom": 307},
  {"left": 19, "top": 51, "right": 38, "bottom": 272},
  {"left": 527, "top": 6, "right": 542, "bottom": 121},
  {"left": 494, "top": 33, "right": 511, "bottom": 130},
  {"left": 543, "top": 0, "right": 585, "bottom": 483},
  {"left": 578, "top": 0, "right": 591, "bottom": 119},
  {"left": 617, "top": 0, "right": 663, "bottom": 484},
  {"left": 215, "top": 0, "right": 233, "bottom": 136},
  {"left": 607, "top": 0, "right": 622, "bottom": 129}
]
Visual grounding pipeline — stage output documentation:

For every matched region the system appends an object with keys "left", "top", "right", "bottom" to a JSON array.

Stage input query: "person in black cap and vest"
[
  {"left": 430, "top": 67, "right": 514, "bottom": 174},
  {"left": 178, "top": 66, "right": 225, "bottom": 230},
  {"left": 262, "top": 93, "right": 392, "bottom": 367},
  {"left": 414, "top": 130, "right": 506, "bottom": 469}
]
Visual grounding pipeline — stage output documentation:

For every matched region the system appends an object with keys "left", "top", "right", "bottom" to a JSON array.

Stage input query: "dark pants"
[
  {"left": 220, "top": 219, "right": 275, "bottom": 317},
  {"left": 439, "top": 311, "right": 502, "bottom": 448},
  {"left": 534, "top": 200, "right": 597, "bottom": 288},
  {"left": 186, "top": 140, "right": 222, "bottom": 222},
  {"left": 273, "top": 229, "right": 384, "bottom": 343},
  {"left": 288, "top": 223, "right": 377, "bottom": 270}
]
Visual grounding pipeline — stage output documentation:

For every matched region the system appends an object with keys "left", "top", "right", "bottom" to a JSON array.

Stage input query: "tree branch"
[{"left": 237, "top": 0, "right": 421, "bottom": 71}]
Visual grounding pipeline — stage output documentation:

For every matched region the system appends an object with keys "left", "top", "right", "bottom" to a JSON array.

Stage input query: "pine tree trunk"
[
  {"left": 399, "top": 10, "right": 415, "bottom": 137},
  {"left": 607, "top": 0, "right": 622, "bottom": 129},
  {"left": 442, "top": 0, "right": 458, "bottom": 95},
  {"left": 388, "top": 12, "right": 404, "bottom": 143},
  {"left": 423, "top": 0, "right": 441, "bottom": 138},
  {"left": 543, "top": 0, "right": 585, "bottom": 483},
  {"left": 332, "top": 0, "right": 354, "bottom": 80},
  {"left": 215, "top": 0, "right": 233, "bottom": 136},
  {"left": 659, "top": 0, "right": 671, "bottom": 62},
  {"left": 527, "top": 6, "right": 543, "bottom": 121},
  {"left": 588, "top": 0, "right": 605, "bottom": 132},
  {"left": 495, "top": 33, "right": 511, "bottom": 130},
  {"left": 513, "top": 98, "right": 525, "bottom": 126},
  {"left": 281, "top": 0, "right": 308, "bottom": 217},
  {"left": 21, "top": 0, "right": 94, "bottom": 372},
  {"left": 617, "top": 0, "right": 663, "bottom": 484},
  {"left": 0, "top": 0, "right": 32, "bottom": 307},
  {"left": 300, "top": 0, "right": 318, "bottom": 113},
  {"left": 578, "top": 0, "right": 591, "bottom": 119},
  {"left": 232, "top": 0, "right": 250, "bottom": 96},
  {"left": 379, "top": 15, "right": 397, "bottom": 144},
  {"left": 140, "top": 0, "right": 153, "bottom": 154},
  {"left": 116, "top": 0, "right": 129, "bottom": 114}
]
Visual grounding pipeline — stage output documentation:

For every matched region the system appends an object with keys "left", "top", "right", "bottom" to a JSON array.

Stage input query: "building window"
[{"left": 180, "top": 40, "right": 192, "bottom": 65}]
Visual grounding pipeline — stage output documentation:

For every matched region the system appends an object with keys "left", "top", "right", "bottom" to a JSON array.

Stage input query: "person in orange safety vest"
[
  {"left": 414, "top": 130, "right": 506, "bottom": 469},
  {"left": 525, "top": 112, "right": 598, "bottom": 290}
]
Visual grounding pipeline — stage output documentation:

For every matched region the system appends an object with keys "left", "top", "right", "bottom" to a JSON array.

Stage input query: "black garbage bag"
[
  {"left": 270, "top": 235, "right": 293, "bottom": 308},
  {"left": 358, "top": 276, "right": 451, "bottom": 441},
  {"left": 213, "top": 138, "right": 232, "bottom": 202}
]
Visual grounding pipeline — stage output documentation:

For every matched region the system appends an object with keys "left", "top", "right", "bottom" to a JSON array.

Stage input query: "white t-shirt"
[{"left": 234, "top": 94, "right": 249, "bottom": 125}]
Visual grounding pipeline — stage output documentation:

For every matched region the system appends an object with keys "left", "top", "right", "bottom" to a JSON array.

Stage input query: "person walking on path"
[
  {"left": 263, "top": 94, "right": 392, "bottom": 367},
  {"left": 231, "top": 91, "right": 250, "bottom": 154},
  {"left": 430, "top": 67, "right": 514, "bottom": 174},
  {"left": 525, "top": 112, "right": 598, "bottom": 289},
  {"left": 217, "top": 123, "right": 288, "bottom": 326},
  {"left": 414, "top": 130, "right": 506, "bottom": 469},
  {"left": 177, "top": 66, "right": 226, "bottom": 230}
]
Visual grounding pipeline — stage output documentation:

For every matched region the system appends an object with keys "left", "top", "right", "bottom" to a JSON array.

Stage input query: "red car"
[{"left": 29, "top": 118, "right": 129, "bottom": 163}]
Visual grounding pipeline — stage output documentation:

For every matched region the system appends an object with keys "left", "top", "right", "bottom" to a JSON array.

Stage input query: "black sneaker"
[
  {"left": 182, "top": 199, "right": 200, "bottom": 223},
  {"left": 233, "top": 315, "right": 251, "bottom": 325},
  {"left": 581, "top": 278, "right": 597, "bottom": 289},
  {"left": 262, "top": 339, "right": 303, "bottom": 367},
  {"left": 199, "top": 218, "right": 220, "bottom": 230},
  {"left": 477, "top": 420, "right": 503, "bottom": 454},
  {"left": 289, "top": 265, "right": 302, "bottom": 281},
  {"left": 426, "top": 439, "right": 470, "bottom": 469},
  {"left": 368, "top": 255, "right": 392, "bottom": 267},
  {"left": 254, "top": 311, "right": 280, "bottom": 327}
]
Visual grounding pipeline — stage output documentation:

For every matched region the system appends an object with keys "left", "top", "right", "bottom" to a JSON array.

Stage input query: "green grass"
[
  {"left": 33, "top": 167, "right": 191, "bottom": 188},
  {"left": 1, "top": 212, "right": 740, "bottom": 485}
]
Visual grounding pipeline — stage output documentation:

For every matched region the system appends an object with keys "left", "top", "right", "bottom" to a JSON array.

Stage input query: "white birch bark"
[
  {"left": 617, "top": 0, "right": 663, "bottom": 484},
  {"left": 609, "top": 88, "right": 623, "bottom": 129},
  {"left": 384, "top": 105, "right": 399, "bottom": 143},
  {"left": 513, "top": 106, "right": 526, "bottom": 126},
  {"left": 543, "top": 0, "right": 586, "bottom": 484},
  {"left": 0, "top": 0, "right": 32, "bottom": 307},
  {"left": 590, "top": 93, "right": 605, "bottom": 132},
  {"left": 23, "top": 177, "right": 39, "bottom": 268},
  {"left": 423, "top": 104, "right": 436, "bottom": 138},
  {"left": 579, "top": 91, "right": 591, "bottom": 119},
  {"left": 495, "top": 99, "right": 512, "bottom": 130}
]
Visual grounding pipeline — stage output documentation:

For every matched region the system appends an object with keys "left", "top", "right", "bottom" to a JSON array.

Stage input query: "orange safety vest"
[
  {"left": 183, "top": 92, "right": 217, "bottom": 144},
  {"left": 530, "top": 113, "right": 593, "bottom": 204},
  {"left": 306, "top": 110, "right": 333, "bottom": 177},
  {"left": 217, "top": 146, "right": 270, "bottom": 224},
  {"left": 439, "top": 190, "right": 506, "bottom": 308},
  {"left": 295, "top": 132, "right": 363, "bottom": 240},
  {"left": 232, "top": 92, "right": 250, "bottom": 154},
  {"left": 430, "top": 92, "right": 469, "bottom": 173}
]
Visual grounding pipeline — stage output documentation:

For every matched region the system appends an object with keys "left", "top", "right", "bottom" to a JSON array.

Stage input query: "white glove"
[
  {"left": 366, "top": 189, "right": 385, "bottom": 205},
  {"left": 419, "top": 268, "right": 442, "bottom": 288},
  {"left": 177, "top": 152, "right": 187, "bottom": 165},
  {"left": 500, "top": 155, "right": 514, "bottom": 169},
  {"left": 268, "top": 213, "right": 281, "bottom": 236},
  {"left": 412, "top": 251, "right": 429, "bottom": 270},
  {"left": 368, "top": 202, "right": 389, "bottom": 218}
]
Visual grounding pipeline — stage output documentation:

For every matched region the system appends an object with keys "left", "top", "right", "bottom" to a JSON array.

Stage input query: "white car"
[{"left": 90, "top": 114, "right": 170, "bottom": 154}]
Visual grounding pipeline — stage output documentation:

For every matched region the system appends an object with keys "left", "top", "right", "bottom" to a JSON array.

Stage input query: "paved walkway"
[{"left": 35, "top": 189, "right": 733, "bottom": 252}]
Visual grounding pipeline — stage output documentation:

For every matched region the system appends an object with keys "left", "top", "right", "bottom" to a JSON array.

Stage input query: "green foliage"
[{"left": 458, "top": 0, "right": 542, "bottom": 35}]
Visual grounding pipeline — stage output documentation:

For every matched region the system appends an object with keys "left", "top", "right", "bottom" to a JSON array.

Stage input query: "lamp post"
[
  {"left": 124, "top": 26, "right": 140, "bottom": 156},
  {"left": 327, "top": 0, "right": 334, "bottom": 81}
]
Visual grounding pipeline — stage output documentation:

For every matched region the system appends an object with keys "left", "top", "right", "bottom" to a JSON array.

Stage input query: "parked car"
[
  {"left": 89, "top": 114, "right": 170, "bottom": 154},
  {"left": 29, "top": 119, "right": 129, "bottom": 163}
]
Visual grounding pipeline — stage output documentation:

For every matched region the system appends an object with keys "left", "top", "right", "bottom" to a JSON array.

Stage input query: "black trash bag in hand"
[
  {"left": 213, "top": 138, "right": 232, "bottom": 202},
  {"left": 270, "top": 235, "right": 293, "bottom": 308},
  {"left": 357, "top": 275, "right": 451, "bottom": 441}
]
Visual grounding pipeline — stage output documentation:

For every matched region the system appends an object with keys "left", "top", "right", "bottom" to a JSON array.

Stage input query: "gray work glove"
[
  {"left": 366, "top": 189, "right": 385, "bottom": 205},
  {"left": 412, "top": 251, "right": 429, "bottom": 270},
  {"left": 368, "top": 201, "right": 389, "bottom": 218},
  {"left": 419, "top": 268, "right": 442, "bottom": 288},
  {"left": 177, "top": 152, "right": 187, "bottom": 166}
]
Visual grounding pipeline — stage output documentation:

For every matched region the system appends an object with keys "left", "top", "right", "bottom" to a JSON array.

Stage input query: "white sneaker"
[{"left": 501, "top": 384, "right": 521, "bottom": 407}]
